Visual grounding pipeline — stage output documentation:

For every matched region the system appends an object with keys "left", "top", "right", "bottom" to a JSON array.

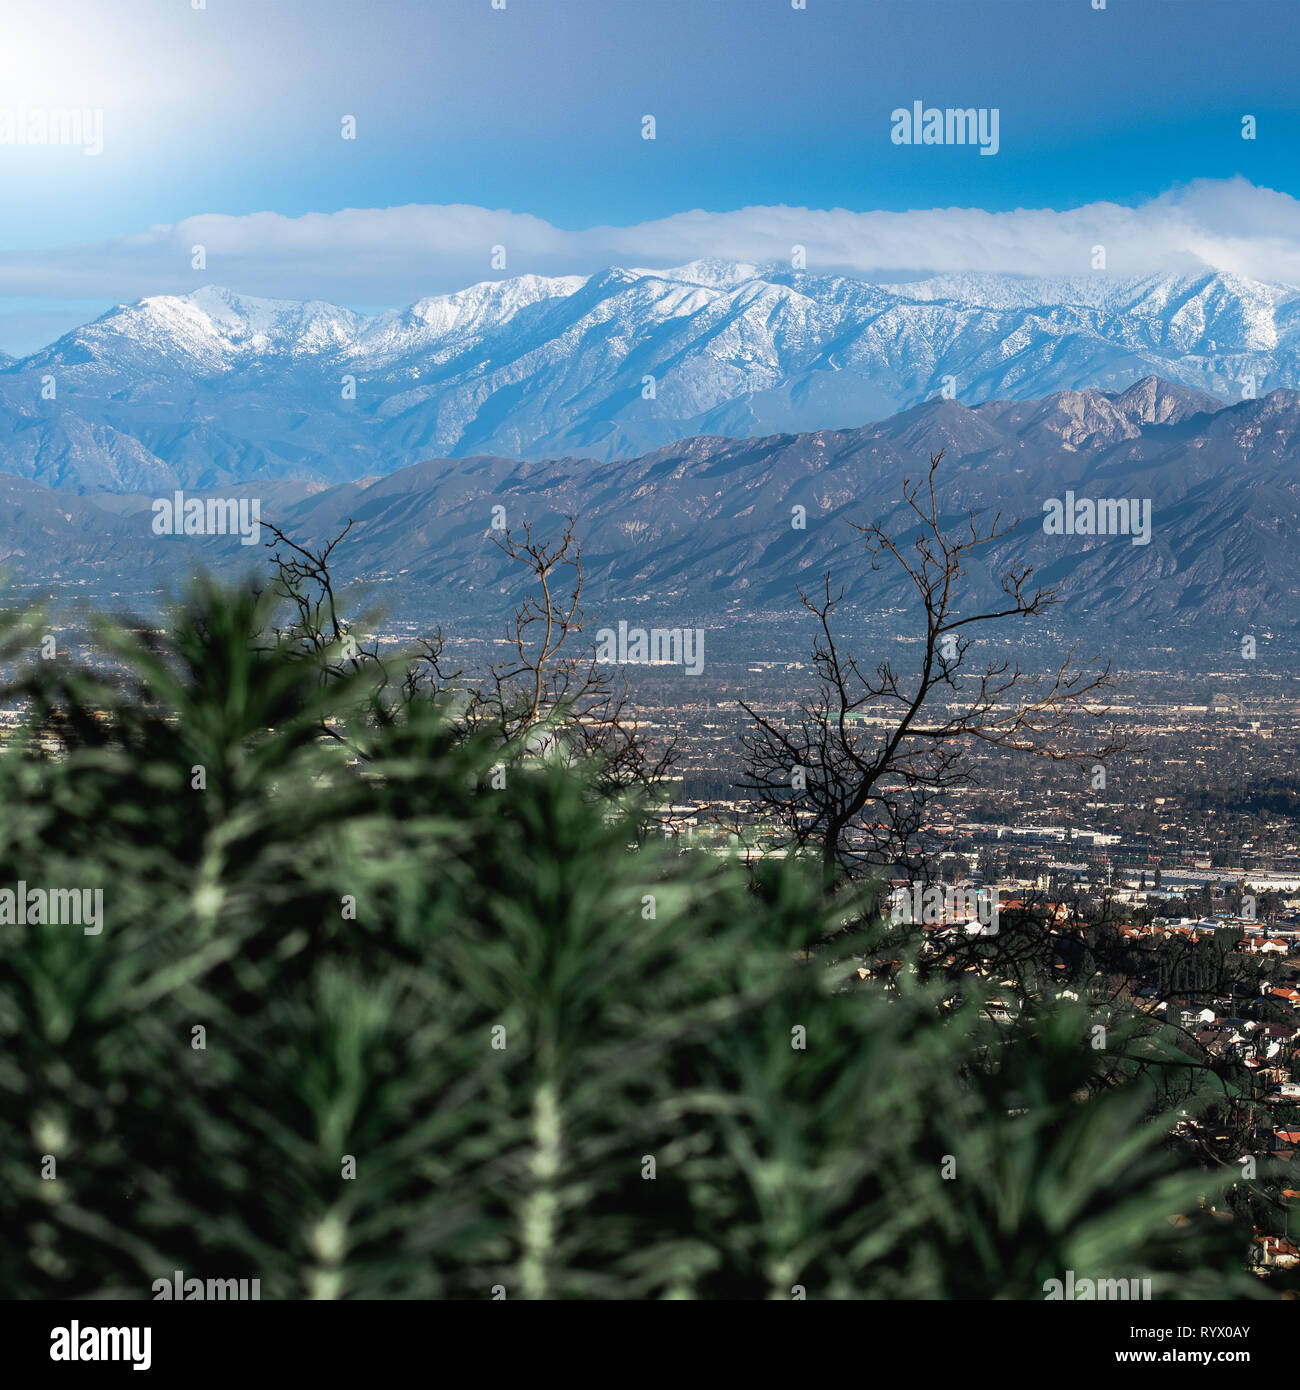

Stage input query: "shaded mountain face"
[
  {"left": 1, "top": 263, "right": 1297, "bottom": 493},
  {"left": 7, "top": 380, "right": 1299, "bottom": 650}
]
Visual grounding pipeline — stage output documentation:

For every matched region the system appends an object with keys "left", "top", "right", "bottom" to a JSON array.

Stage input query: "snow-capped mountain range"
[{"left": 2, "top": 262, "right": 1300, "bottom": 492}]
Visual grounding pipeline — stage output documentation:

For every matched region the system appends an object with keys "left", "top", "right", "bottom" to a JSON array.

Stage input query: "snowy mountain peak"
[
  {"left": 84, "top": 287, "right": 366, "bottom": 369},
  {"left": 406, "top": 273, "right": 587, "bottom": 335},
  {"left": 11, "top": 264, "right": 1300, "bottom": 489},
  {"left": 628, "top": 259, "right": 763, "bottom": 289}
]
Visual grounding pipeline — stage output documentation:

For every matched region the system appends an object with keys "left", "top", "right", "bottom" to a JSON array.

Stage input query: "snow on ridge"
[
  {"left": 407, "top": 272, "right": 588, "bottom": 329},
  {"left": 113, "top": 287, "right": 367, "bottom": 364},
  {"left": 625, "top": 259, "right": 762, "bottom": 289},
  {"left": 87, "top": 264, "right": 1300, "bottom": 371},
  {"left": 24, "top": 263, "right": 1300, "bottom": 448}
]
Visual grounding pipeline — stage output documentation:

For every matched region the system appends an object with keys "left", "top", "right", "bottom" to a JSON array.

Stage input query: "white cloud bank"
[{"left": 3, "top": 178, "right": 1300, "bottom": 311}]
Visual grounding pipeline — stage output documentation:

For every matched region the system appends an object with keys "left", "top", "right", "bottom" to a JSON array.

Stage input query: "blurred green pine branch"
[{"left": 0, "top": 581, "right": 1272, "bottom": 1300}]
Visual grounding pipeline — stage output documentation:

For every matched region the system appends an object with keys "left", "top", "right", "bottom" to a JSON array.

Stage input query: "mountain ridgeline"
[
  {"left": 2, "top": 263, "right": 1299, "bottom": 492},
  {"left": 2, "top": 376, "right": 1298, "bottom": 648}
]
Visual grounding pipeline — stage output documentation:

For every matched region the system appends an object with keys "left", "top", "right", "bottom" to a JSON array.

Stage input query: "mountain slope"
[{"left": 11, "top": 380, "right": 1300, "bottom": 646}]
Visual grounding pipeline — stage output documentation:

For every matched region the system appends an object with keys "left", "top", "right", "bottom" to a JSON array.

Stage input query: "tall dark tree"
[{"left": 739, "top": 453, "right": 1126, "bottom": 884}]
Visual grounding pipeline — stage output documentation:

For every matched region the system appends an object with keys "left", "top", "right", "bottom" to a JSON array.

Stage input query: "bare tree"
[
  {"left": 264, "top": 518, "right": 459, "bottom": 738},
  {"left": 470, "top": 517, "right": 676, "bottom": 800},
  {"left": 739, "top": 452, "right": 1127, "bottom": 885},
  {"left": 262, "top": 514, "right": 674, "bottom": 802}
]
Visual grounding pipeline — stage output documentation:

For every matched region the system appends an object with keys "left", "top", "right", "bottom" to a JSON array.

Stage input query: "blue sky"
[{"left": 1, "top": 0, "right": 1298, "bottom": 351}]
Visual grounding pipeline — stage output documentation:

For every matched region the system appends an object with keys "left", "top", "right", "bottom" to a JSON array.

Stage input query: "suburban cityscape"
[{"left": 6, "top": 0, "right": 1300, "bottom": 1366}]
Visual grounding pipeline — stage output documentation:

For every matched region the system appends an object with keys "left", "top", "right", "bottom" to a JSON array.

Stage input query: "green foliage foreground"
[{"left": 0, "top": 583, "right": 1263, "bottom": 1298}]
